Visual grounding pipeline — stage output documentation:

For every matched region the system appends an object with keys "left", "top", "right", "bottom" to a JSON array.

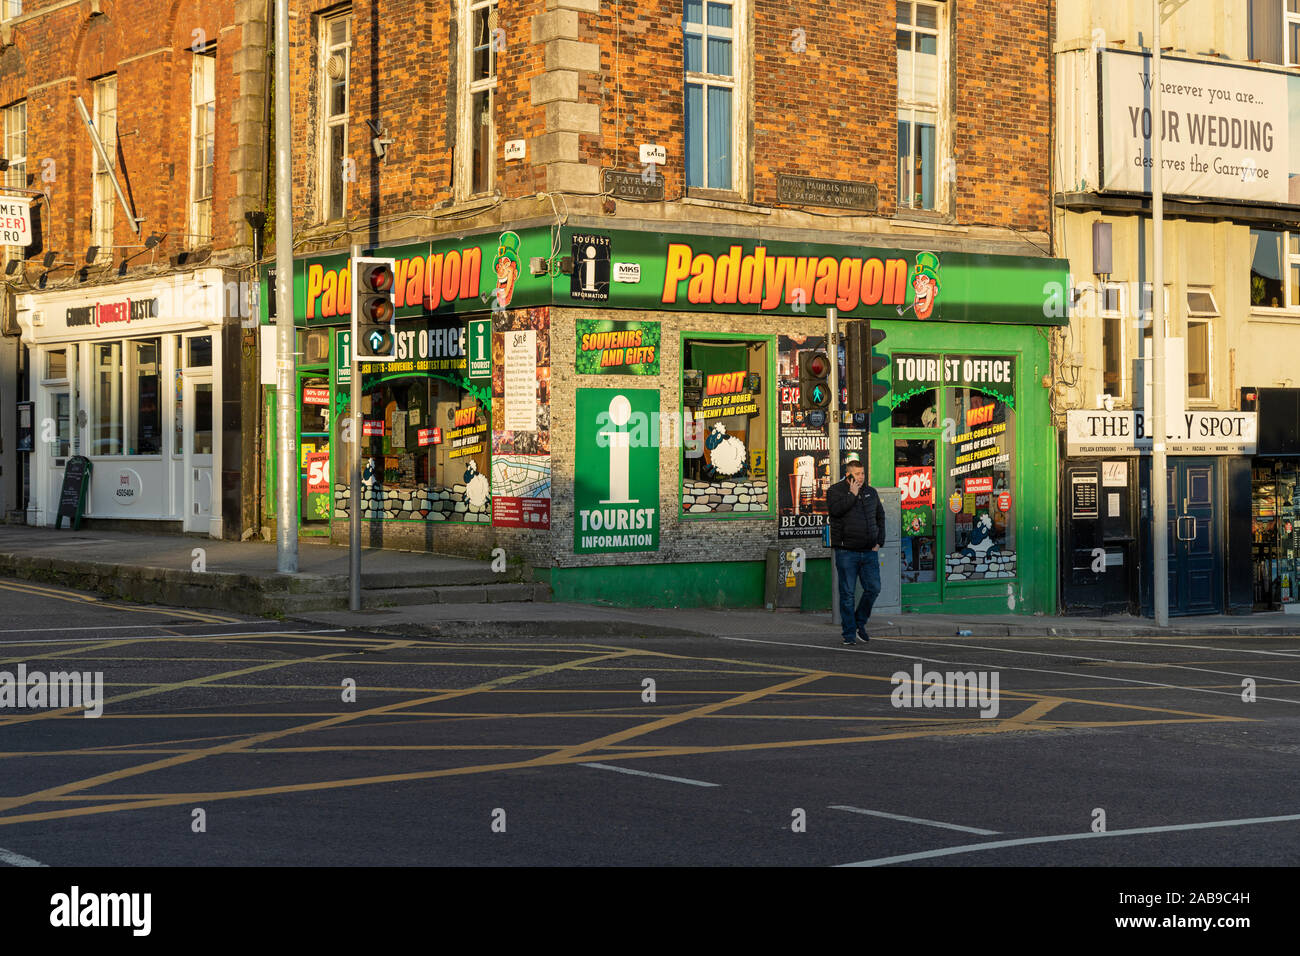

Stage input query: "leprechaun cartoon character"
[
  {"left": 492, "top": 231, "right": 522, "bottom": 310},
  {"left": 910, "top": 251, "right": 941, "bottom": 320}
]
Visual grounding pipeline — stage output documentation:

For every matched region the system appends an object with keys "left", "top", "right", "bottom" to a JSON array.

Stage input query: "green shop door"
[{"left": 298, "top": 374, "right": 333, "bottom": 532}]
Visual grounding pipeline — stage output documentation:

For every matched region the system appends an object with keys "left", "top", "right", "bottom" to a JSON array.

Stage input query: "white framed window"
[
  {"left": 1250, "top": 228, "right": 1300, "bottom": 311},
  {"left": 189, "top": 48, "right": 216, "bottom": 247},
  {"left": 91, "top": 76, "right": 117, "bottom": 260},
  {"left": 319, "top": 13, "right": 351, "bottom": 221},
  {"left": 1185, "top": 286, "right": 1218, "bottom": 402},
  {"left": 897, "top": 0, "right": 947, "bottom": 212},
  {"left": 0, "top": 1, "right": 21, "bottom": 24},
  {"left": 684, "top": 0, "right": 745, "bottom": 193},
  {"left": 3, "top": 100, "right": 25, "bottom": 263},
  {"left": 1249, "top": 0, "right": 1300, "bottom": 64},
  {"left": 1291, "top": 0, "right": 1300, "bottom": 64},
  {"left": 1100, "top": 282, "right": 1125, "bottom": 402},
  {"left": 457, "top": 0, "right": 498, "bottom": 199}
]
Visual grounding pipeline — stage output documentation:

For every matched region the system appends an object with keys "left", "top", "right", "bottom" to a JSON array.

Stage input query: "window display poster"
[
  {"left": 492, "top": 308, "right": 552, "bottom": 528},
  {"left": 574, "top": 388, "right": 660, "bottom": 554},
  {"left": 575, "top": 318, "right": 661, "bottom": 375},
  {"left": 776, "top": 335, "right": 866, "bottom": 539}
]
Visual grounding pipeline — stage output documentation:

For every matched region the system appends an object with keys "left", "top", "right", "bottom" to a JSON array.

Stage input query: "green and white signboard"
[
  {"left": 574, "top": 388, "right": 660, "bottom": 555},
  {"left": 467, "top": 318, "right": 492, "bottom": 380}
]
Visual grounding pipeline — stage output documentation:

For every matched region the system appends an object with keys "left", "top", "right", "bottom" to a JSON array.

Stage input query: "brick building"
[
  {"left": 1, "top": 0, "right": 267, "bottom": 536},
  {"left": 258, "top": 0, "right": 1068, "bottom": 612}
]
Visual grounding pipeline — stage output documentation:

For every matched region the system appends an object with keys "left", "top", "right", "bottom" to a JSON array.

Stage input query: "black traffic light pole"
[
  {"left": 350, "top": 244, "right": 362, "bottom": 611},
  {"left": 827, "top": 308, "right": 841, "bottom": 629}
]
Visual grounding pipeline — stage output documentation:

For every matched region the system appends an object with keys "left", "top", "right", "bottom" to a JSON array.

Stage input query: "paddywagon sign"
[
  {"left": 1066, "top": 409, "right": 1257, "bottom": 455},
  {"left": 0, "top": 197, "right": 32, "bottom": 246}
]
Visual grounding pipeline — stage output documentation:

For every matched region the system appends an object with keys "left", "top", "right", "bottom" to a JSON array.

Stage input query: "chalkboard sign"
[{"left": 55, "top": 456, "right": 92, "bottom": 530}]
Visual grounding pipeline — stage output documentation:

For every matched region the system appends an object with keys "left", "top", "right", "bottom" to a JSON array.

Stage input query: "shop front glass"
[
  {"left": 680, "top": 336, "right": 772, "bottom": 516},
  {"left": 1251, "top": 461, "right": 1300, "bottom": 608},
  {"left": 890, "top": 353, "right": 1018, "bottom": 602}
]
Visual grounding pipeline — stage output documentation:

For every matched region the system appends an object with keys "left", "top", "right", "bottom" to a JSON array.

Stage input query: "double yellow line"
[{"left": 0, "top": 579, "right": 239, "bottom": 625}]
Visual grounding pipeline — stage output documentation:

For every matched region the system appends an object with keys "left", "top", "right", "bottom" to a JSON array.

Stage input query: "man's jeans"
[{"left": 835, "top": 548, "right": 881, "bottom": 639}]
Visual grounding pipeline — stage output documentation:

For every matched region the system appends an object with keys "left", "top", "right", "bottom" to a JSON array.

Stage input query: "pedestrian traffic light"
[
  {"left": 352, "top": 257, "right": 397, "bottom": 361},
  {"left": 799, "top": 350, "right": 833, "bottom": 410},
  {"left": 845, "top": 319, "right": 889, "bottom": 413}
]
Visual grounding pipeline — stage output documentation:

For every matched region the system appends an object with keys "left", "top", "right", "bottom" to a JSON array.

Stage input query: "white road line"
[
  {"left": 0, "top": 628, "right": 348, "bottom": 645},
  {"left": 0, "top": 846, "right": 46, "bottom": 867},
  {"left": 1067, "top": 636, "right": 1300, "bottom": 659},
  {"left": 580, "top": 762, "right": 719, "bottom": 787},
  {"left": 0, "top": 622, "right": 275, "bottom": 634},
  {"left": 900, "top": 637, "right": 1300, "bottom": 688},
  {"left": 837, "top": 811, "right": 1300, "bottom": 867},
  {"left": 717, "top": 635, "right": 1300, "bottom": 705},
  {"left": 829, "top": 805, "right": 999, "bottom": 835}
]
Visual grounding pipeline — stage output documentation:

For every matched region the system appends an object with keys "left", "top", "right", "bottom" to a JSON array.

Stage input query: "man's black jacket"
[{"left": 827, "top": 479, "right": 886, "bottom": 550}]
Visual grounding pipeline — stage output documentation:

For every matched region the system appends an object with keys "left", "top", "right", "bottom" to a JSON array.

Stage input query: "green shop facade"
[{"left": 260, "top": 226, "right": 1067, "bottom": 613}]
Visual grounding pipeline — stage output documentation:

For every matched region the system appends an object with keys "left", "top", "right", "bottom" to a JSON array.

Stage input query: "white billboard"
[
  {"left": 1100, "top": 50, "right": 1291, "bottom": 205},
  {"left": 0, "top": 196, "right": 32, "bottom": 247}
]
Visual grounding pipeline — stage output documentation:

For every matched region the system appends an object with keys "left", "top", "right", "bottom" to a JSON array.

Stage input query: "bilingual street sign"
[{"left": 467, "top": 318, "right": 491, "bottom": 380}]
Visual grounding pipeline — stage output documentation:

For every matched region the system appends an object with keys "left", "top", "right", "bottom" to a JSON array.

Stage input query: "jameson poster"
[
  {"left": 776, "top": 334, "right": 866, "bottom": 539},
  {"left": 575, "top": 319, "right": 661, "bottom": 375},
  {"left": 574, "top": 388, "right": 660, "bottom": 554}
]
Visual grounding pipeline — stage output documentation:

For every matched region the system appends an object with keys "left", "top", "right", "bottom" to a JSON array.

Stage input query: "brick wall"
[{"left": 1, "top": 0, "right": 254, "bottom": 276}]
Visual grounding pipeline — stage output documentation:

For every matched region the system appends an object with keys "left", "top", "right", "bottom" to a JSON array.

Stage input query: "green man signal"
[
  {"left": 799, "top": 350, "right": 833, "bottom": 410},
  {"left": 352, "top": 257, "right": 397, "bottom": 361}
]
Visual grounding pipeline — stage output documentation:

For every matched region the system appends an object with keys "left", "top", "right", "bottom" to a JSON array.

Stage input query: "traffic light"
[
  {"left": 799, "top": 351, "right": 833, "bottom": 410},
  {"left": 352, "top": 257, "right": 397, "bottom": 361},
  {"left": 845, "top": 320, "right": 888, "bottom": 413}
]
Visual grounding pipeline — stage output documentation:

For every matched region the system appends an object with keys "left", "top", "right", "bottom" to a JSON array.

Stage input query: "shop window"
[
  {"left": 189, "top": 46, "right": 216, "bottom": 247},
  {"left": 1100, "top": 282, "right": 1125, "bottom": 402},
  {"left": 356, "top": 376, "right": 491, "bottom": 522},
  {"left": 684, "top": 0, "right": 742, "bottom": 192},
  {"left": 45, "top": 348, "right": 67, "bottom": 381},
  {"left": 897, "top": 0, "right": 947, "bottom": 211},
  {"left": 1186, "top": 319, "right": 1211, "bottom": 401},
  {"left": 891, "top": 388, "right": 939, "bottom": 428},
  {"left": 0, "top": 2, "right": 22, "bottom": 24},
  {"left": 944, "top": 385, "right": 1016, "bottom": 583},
  {"left": 187, "top": 335, "right": 212, "bottom": 367},
  {"left": 130, "top": 339, "right": 162, "bottom": 455},
  {"left": 3, "top": 100, "right": 25, "bottom": 264},
  {"left": 458, "top": 0, "right": 498, "bottom": 199},
  {"left": 91, "top": 75, "right": 117, "bottom": 260},
  {"left": 319, "top": 12, "right": 351, "bottom": 221},
  {"left": 1250, "top": 229, "right": 1299, "bottom": 310},
  {"left": 1250, "top": 0, "right": 1300, "bottom": 64},
  {"left": 682, "top": 337, "right": 770, "bottom": 515},
  {"left": 192, "top": 382, "right": 213, "bottom": 455},
  {"left": 896, "top": 438, "right": 937, "bottom": 583},
  {"left": 91, "top": 342, "right": 123, "bottom": 456}
]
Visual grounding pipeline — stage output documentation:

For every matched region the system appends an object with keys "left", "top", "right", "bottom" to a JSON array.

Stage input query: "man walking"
[{"left": 827, "top": 455, "right": 885, "bottom": 645}]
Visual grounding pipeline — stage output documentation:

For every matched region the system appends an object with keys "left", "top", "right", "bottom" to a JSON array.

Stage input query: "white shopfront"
[{"left": 17, "top": 271, "right": 227, "bottom": 536}]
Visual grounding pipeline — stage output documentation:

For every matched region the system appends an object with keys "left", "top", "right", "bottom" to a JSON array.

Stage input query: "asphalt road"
[{"left": 1, "top": 575, "right": 1299, "bottom": 868}]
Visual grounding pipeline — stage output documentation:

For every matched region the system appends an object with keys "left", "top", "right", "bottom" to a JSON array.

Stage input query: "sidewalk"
[
  {"left": 0, "top": 525, "right": 534, "bottom": 616},
  {"left": 2, "top": 524, "right": 1298, "bottom": 637}
]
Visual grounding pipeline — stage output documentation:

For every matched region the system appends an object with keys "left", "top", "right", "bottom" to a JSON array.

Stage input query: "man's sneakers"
[
  {"left": 841, "top": 636, "right": 857, "bottom": 646},
  {"left": 856, "top": 624, "right": 871, "bottom": 643}
]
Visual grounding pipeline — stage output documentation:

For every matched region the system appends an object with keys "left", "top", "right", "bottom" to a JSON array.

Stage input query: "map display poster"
[
  {"left": 492, "top": 308, "right": 551, "bottom": 528},
  {"left": 574, "top": 388, "right": 660, "bottom": 554}
]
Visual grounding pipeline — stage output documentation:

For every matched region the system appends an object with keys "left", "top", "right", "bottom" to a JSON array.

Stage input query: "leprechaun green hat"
[
  {"left": 496, "top": 231, "right": 522, "bottom": 269},
  {"left": 911, "top": 251, "right": 941, "bottom": 292}
]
